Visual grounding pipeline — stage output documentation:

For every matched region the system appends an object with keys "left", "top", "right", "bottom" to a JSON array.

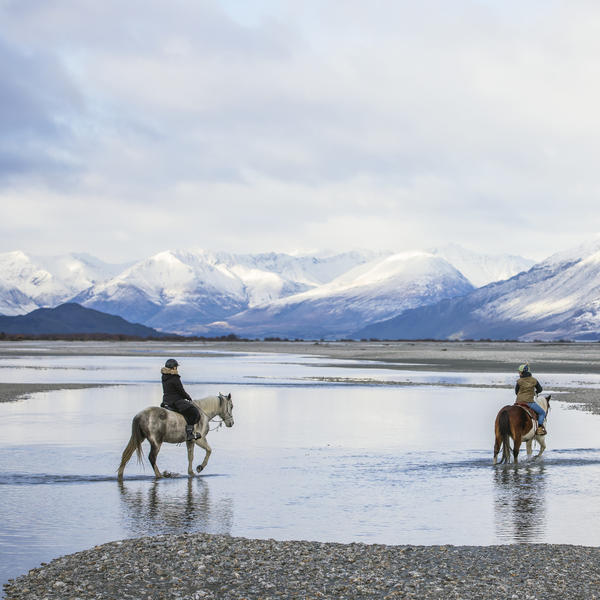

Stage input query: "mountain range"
[
  {"left": 358, "top": 238, "right": 600, "bottom": 341},
  {"left": 3, "top": 241, "right": 599, "bottom": 340}
]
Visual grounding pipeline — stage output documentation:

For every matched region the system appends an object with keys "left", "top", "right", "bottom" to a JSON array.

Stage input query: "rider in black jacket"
[{"left": 161, "top": 358, "right": 200, "bottom": 441}]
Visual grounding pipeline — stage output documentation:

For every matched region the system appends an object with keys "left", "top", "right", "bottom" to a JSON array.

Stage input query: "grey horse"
[{"left": 117, "top": 393, "right": 234, "bottom": 479}]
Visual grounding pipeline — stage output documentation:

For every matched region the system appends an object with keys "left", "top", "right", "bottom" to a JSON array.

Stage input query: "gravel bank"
[{"left": 4, "top": 534, "right": 599, "bottom": 600}]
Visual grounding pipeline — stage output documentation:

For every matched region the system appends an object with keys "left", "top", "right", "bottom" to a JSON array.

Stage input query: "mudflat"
[
  {"left": 2, "top": 339, "right": 600, "bottom": 372},
  {"left": 0, "top": 383, "right": 112, "bottom": 404}
]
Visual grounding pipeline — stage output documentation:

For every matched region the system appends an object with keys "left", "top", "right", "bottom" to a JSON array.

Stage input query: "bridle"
[{"left": 216, "top": 392, "right": 234, "bottom": 428}]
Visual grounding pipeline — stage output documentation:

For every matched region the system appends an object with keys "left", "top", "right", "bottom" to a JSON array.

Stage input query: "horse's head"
[
  {"left": 218, "top": 393, "right": 234, "bottom": 427},
  {"left": 540, "top": 394, "right": 551, "bottom": 413}
]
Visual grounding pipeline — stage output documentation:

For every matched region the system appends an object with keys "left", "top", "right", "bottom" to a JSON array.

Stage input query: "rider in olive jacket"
[
  {"left": 161, "top": 358, "right": 200, "bottom": 441},
  {"left": 515, "top": 363, "right": 546, "bottom": 435}
]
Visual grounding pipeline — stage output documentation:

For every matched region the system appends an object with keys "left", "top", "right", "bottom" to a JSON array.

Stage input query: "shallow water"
[{"left": 1, "top": 348, "right": 600, "bottom": 594}]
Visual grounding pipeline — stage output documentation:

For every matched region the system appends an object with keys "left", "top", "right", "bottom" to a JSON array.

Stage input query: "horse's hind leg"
[
  {"left": 148, "top": 438, "right": 163, "bottom": 478},
  {"left": 512, "top": 433, "right": 522, "bottom": 464},
  {"left": 493, "top": 431, "right": 502, "bottom": 465}
]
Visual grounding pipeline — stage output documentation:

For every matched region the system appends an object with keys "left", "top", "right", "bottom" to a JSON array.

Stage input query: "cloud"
[
  {"left": 0, "top": 36, "right": 83, "bottom": 180},
  {"left": 1, "top": 0, "right": 600, "bottom": 261}
]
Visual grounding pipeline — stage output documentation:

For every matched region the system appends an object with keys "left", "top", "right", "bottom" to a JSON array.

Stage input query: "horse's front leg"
[
  {"left": 526, "top": 439, "right": 533, "bottom": 456},
  {"left": 195, "top": 436, "right": 212, "bottom": 473},
  {"left": 535, "top": 434, "right": 546, "bottom": 459},
  {"left": 186, "top": 441, "right": 196, "bottom": 477}
]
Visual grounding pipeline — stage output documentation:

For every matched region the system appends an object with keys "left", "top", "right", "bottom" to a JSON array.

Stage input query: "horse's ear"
[
  {"left": 227, "top": 393, "right": 231, "bottom": 400},
  {"left": 546, "top": 394, "right": 551, "bottom": 401}
]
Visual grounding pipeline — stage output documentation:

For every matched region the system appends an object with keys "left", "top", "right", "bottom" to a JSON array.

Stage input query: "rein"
[{"left": 209, "top": 419, "right": 225, "bottom": 432}]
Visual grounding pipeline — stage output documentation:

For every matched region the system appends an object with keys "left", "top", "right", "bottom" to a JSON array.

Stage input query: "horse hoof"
[{"left": 196, "top": 465, "right": 204, "bottom": 473}]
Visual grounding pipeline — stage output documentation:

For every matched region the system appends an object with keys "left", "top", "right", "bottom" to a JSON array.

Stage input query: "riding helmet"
[{"left": 165, "top": 358, "right": 179, "bottom": 369}]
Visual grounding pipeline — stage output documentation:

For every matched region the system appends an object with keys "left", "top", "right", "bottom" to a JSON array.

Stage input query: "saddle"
[
  {"left": 160, "top": 402, "right": 177, "bottom": 412},
  {"left": 515, "top": 401, "right": 538, "bottom": 425}
]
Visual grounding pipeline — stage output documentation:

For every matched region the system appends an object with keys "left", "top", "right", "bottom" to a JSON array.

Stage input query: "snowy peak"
[
  {"left": 214, "top": 249, "right": 385, "bottom": 305},
  {"left": 537, "top": 234, "right": 600, "bottom": 268},
  {"left": 107, "top": 250, "right": 245, "bottom": 302},
  {"left": 430, "top": 244, "right": 535, "bottom": 287},
  {"left": 279, "top": 251, "right": 470, "bottom": 302},
  {"left": 0, "top": 250, "right": 69, "bottom": 308},
  {"left": 359, "top": 237, "right": 600, "bottom": 341},
  {"left": 37, "top": 253, "right": 131, "bottom": 294},
  {"left": 204, "top": 251, "right": 475, "bottom": 338}
]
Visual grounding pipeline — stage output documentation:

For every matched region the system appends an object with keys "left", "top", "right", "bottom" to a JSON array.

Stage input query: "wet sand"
[{"left": 0, "top": 383, "right": 113, "bottom": 403}]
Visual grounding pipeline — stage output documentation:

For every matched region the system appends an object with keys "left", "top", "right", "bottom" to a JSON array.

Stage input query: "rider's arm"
[
  {"left": 514, "top": 381, "right": 519, "bottom": 395},
  {"left": 535, "top": 381, "right": 543, "bottom": 394},
  {"left": 175, "top": 377, "right": 193, "bottom": 401}
]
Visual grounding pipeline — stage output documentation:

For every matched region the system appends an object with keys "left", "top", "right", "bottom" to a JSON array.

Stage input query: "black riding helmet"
[{"left": 165, "top": 358, "right": 179, "bottom": 369}]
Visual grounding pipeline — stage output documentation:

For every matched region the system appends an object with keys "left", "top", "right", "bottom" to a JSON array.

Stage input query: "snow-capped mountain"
[
  {"left": 214, "top": 249, "right": 386, "bottom": 306},
  {"left": 73, "top": 250, "right": 249, "bottom": 330},
  {"left": 74, "top": 249, "right": 382, "bottom": 334},
  {"left": 430, "top": 244, "right": 535, "bottom": 287},
  {"left": 0, "top": 251, "right": 130, "bottom": 315},
  {"left": 200, "top": 252, "right": 475, "bottom": 339},
  {"left": 0, "top": 251, "right": 70, "bottom": 311},
  {"left": 0, "top": 244, "right": 544, "bottom": 338},
  {"left": 358, "top": 237, "right": 600, "bottom": 341}
]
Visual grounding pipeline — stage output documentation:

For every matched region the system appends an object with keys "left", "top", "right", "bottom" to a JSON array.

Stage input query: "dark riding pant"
[{"left": 170, "top": 398, "right": 201, "bottom": 425}]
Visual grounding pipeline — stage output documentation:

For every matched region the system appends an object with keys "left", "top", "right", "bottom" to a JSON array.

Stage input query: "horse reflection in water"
[
  {"left": 117, "top": 477, "right": 233, "bottom": 538},
  {"left": 493, "top": 464, "right": 547, "bottom": 542},
  {"left": 117, "top": 393, "right": 234, "bottom": 479}
]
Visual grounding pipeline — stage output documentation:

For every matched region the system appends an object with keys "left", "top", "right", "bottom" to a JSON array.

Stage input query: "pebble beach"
[{"left": 4, "top": 533, "right": 599, "bottom": 599}]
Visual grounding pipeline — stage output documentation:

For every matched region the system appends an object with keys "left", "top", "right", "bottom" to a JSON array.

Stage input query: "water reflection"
[
  {"left": 118, "top": 477, "right": 234, "bottom": 538},
  {"left": 493, "top": 463, "right": 547, "bottom": 542}
]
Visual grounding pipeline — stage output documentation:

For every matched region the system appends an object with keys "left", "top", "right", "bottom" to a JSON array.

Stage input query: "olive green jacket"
[{"left": 515, "top": 375, "right": 543, "bottom": 403}]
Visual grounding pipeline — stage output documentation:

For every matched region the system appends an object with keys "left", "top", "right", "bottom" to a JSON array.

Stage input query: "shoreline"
[{"left": 4, "top": 533, "right": 599, "bottom": 600}]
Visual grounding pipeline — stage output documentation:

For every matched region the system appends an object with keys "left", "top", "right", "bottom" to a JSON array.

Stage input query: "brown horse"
[{"left": 493, "top": 395, "right": 551, "bottom": 465}]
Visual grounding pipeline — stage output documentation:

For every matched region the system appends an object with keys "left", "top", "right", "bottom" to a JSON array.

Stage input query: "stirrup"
[{"left": 536, "top": 425, "right": 547, "bottom": 436}]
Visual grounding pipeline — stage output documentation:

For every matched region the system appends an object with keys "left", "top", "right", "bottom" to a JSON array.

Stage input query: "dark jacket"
[
  {"left": 162, "top": 372, "right": 192, "bottom": 406},
  {"left": 515, "top": 373, "right": 542, "bottom": 403}
]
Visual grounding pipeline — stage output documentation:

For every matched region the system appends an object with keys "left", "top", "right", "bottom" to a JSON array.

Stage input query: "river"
[{"left": 1, "top": 343, "right": 599, "bottom": 594}]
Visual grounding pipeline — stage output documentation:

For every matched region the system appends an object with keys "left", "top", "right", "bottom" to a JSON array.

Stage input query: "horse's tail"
[
  {"left": 498, "top": 409, "right": 512, "bottom": 465},
  {"left": 117, "top": 414, "right": 145, "bottom": 480}
]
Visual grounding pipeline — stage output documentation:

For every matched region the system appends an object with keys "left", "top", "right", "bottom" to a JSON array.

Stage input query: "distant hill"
[{"left": 0, "top": 303, "right": 166, "bottom": 337}]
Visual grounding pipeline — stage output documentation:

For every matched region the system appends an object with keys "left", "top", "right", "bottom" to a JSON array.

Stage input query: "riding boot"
[
  {"left": 185, "top": 425, "right": 196, "bottom": 442},
  {"left": 537, "top": 424, "right": 547, "bottom": 435}
]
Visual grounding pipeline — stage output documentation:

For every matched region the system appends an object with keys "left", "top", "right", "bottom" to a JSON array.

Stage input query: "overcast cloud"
[{"left": 1, "top": 0, "right": 600, "bottom": 262}]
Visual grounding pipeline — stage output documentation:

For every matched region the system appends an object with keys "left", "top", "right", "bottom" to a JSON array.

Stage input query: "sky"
[{"left": 1, "top": 0, "right": 600, "bottom": 263}]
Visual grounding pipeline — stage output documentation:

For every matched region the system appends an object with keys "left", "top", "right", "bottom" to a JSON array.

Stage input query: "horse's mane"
[{"left": 193, "top": 395, "right": 220, "bottom": 414}]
